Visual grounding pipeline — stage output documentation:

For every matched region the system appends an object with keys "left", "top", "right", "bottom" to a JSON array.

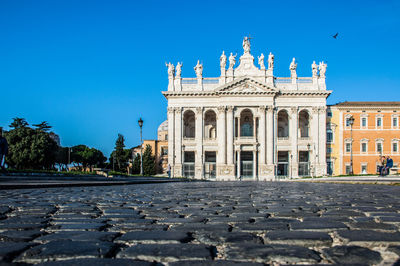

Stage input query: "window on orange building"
[
  {"left": 377, "top": 118, "right": 382, "bottom": 127},
  {"left": 393, "top": 142, "right": 398, "bottom": 153},
  {"left": 346, "top": 143, "right": 351, "bottom": 153},
  {"left": 362, "top": 118, "right": 367, "bottom": 127},
  {"left": 327, "top": 129, "right": 333, "bottom": 143},
  {"left": 377, "top": 143, "right": 382, "bottom": 153},
  {"left": 393, "top": 117, "right": 398, "bottom": 128},
  {"left": 361, "top": 143, "right": 367, "bottom": 153}
]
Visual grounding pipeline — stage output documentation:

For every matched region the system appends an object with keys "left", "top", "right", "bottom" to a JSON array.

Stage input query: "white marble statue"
[
  {"left": 319, "top": 61, "right": 327, "bottom": 78},
  {"left": 258, "top": 53, "right": 265, "bottom": 70},
  {"left": 242, "top": 37, "right": 251, "bottom": 54},
  {"left": 289, "top": 58, "right": 297, "bottom": 78},
  {"left": 268, "top": 52, "right": 274, "bottom": 69},
  {"left": 228, "top": 53, "right": 237, "bottom": 69},
  {"left": 194, "top": 60, "right": 203, "bottom": 78},
  {"left": 312, "top": 61, "right": 318, "bottom": 77},
  {"left": 175, "top": 62, "right": 182, "bottom": 77},
  {"left": 220, "top": 51, "right": 227, "bottom": 69},
  {"left": 166, "top": 62, "right": 175, "bottom": 77}
]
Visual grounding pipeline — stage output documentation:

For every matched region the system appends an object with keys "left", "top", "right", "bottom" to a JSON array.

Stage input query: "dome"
[{"left": 158, "top": 120, "right": 168, "bottom": 132}]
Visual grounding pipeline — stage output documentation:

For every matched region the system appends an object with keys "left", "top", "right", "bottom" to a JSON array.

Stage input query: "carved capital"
[
  {"left": 259, "top": 106, "right": 266, "bottom": 113},
  {"left": 318, "top": 106, "right": 326, "bottom": 114},
  {"left": 227, "top": 106, "right": 234, "bottom": 112},
  {"left": 312, "top": 107, "right": 319, "bottom": 114},
  {"left": 290, "top": 106, "right": 298, "bottom": 114},
  {"left": 195, "top": 107, "right": 202, "bottom": 114},
  {"left": 175, "top": 107, "right": 182, "bottom": 114},
  {"left": 217, "top": 106, "right": 226, "bottom": 113},
  {"left": 266, "top": 106, "right": 274, "bottom": 113},
  {"left": 167, "top": 107, "right": 175, "bottom": 114}
]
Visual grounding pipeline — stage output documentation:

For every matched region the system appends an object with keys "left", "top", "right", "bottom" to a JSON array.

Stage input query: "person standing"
[
  {"left": 167, "top": 164, "right": 171, "bottom": 178},
  {"left": 0, "top": 128, "right": 9, "bottom": 172},
  {"left": 379, "top": 156, "right": 386, "bottom": 176},
  {"left": 386, "top": 156, "right": 393, "bottom": 176}
]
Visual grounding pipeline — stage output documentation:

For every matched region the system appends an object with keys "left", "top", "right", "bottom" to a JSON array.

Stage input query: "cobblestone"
[{"left": 0, "top": 181, "right": 399, "bottom": 264}]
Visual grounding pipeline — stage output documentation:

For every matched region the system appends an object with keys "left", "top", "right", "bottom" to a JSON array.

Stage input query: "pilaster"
[
  {"left": 290, "top": 107, "right": 299, "bottom": 178},
  {"left": 167, "top": 107, "right": 175, "bottom": 177},
  {"left": 217, "top": 106, "right": 227, "bottom": 179},
  {"left": 195, "top": 107, "right": 203, "bottom": 179},
  {"left": 317, "top": 107, "right": 327, "bottom": 176},
  {"left": 174, "top": 107, "right": 182, "bottom": 177}
]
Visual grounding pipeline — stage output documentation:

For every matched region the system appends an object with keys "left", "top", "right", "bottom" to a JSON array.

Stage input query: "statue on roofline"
[
  {"left": 319, "top": 61, "right": 327, "bottom": 78},
  {"left": 258, "top": 53, "right": 265, "bottom": 70},
  {"left": 220, "top": 51, "right": 227, "bottom": 69},
  {"left": 289, "top": 57, "right": 297, "bottom": 78},
  {"left": 175, "top": 62, "right": 182, "bottom": 77},
  {"left": 242, "top": 37, "right": 251, "bottom": 54},
  {"left": 194, "top": 60, "right": 203, "bottom": 78},
  {"left": 268, "top": 52, "right": 274, "bottom": 69},
  {"left": 312, "top": 61, "right": 318, "bottom": 77},
  {"left": 228, "top": 53, "right": 237, "bottom": 69},
  {"left": 166, "top": 62, "right": 175, "bottom": 77}
]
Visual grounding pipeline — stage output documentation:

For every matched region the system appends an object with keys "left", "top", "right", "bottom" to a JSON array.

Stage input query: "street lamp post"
[
  {"left": 307, "top": 143, "right": 311, "bottom": 177},
  {"left": 349, "top": 116, "right": 355, "bottom": 175},
  {"left": 138, "top": 118, "right": 144, "bottom": 175}
]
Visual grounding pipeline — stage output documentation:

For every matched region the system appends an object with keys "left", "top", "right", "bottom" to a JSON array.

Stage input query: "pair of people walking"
[{"left": 379, "top": 155, "right": 393, "bottom": 176}]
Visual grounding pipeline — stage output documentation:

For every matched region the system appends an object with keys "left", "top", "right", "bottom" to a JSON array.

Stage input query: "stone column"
[
  {"left": 174, "top": 107, "right": 182, "bottom": 177},
  {"left": 318, "top": 107, "right": 327, "bottom": 176},
  {"left": 226, "top": 106, "right": 235, "bottom": 179},
  {"left": 167, "top": 107, "right": 175, "bottom": 177},
  {"left": 311, "top": 107, "right": 319, "bottom": 176},
  {"left": 236, "top": 149, "right": 241, "bottom": 179},
  {"left": 259, "top": 106, "right": 266, "bottom": 165},
  {"left": 253, "top": 149, "right": 257, "bottom": 180},
  {"left": 195, "top": 107, "right": 203, "bottom": 179},
  {"left": 290, "top": 107, "right": 299, "bottom": 178},
  {"left": 265, "top": 106, "right": 275, "bottom": 179},
  {"left": 217, "top": 106, "right": 226, "bottom": 179}
]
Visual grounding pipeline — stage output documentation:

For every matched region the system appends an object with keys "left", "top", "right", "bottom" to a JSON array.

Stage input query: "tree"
[
  {"left": 55, "top": 146, "right": 69, "bottom": 171},
  {"left": 33, "top": 121, "right": 52, "bottom": 132},
  {"left": 132, "top": 153, "right": 141, "bottom": 174},
  {"left": 142, "top": 144, "right": 156, "bottom": 176},
  {"left": 114, "top": 134, "right": 125, "bottom": 170},
  {"left": 109, "top": 148, "right": 131, "bottom": 173},
  {"left": 5, "top": 118, "right": 58, "bottom": 170},
  {"left": 9, "top": 117, "right": 28, "bottom": 129},
  {"left": 71, "top": 145, "right": 106, "bottom": 171}
]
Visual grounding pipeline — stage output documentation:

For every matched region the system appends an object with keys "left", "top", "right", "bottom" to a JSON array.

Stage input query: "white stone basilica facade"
[{"left": 163, "top": 38, "right": 331, "bottom": 180}]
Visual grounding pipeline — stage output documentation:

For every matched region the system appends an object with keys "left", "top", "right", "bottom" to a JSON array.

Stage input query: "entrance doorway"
[
  {"left": 241, "top": 151, "right": 253, "bottom": 179},
  {"left": 277, "top": 151, "right": 289, "bottom": 178},
  {"left": 298, "top": 151, "right": 310, "bottom": 176},
  {"left": 204, "top": 151, "right": 216, "bottom": 179}
]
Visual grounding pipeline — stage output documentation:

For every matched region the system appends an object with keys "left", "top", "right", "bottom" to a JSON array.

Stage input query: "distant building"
[
  {"left": 132, "top": 120, "right": 168, "bottom": 174},
  {"left": 327, "top": 102, "right": 400, "bottom": 175}
]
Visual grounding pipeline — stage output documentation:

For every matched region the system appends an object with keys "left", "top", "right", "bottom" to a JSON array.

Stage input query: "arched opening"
[
  {"left": 298, "top": 110, "right": 310, "bottom": 138},
  {"left": 240, "top": 109, "right": 254, "bottom": 137},
  {"left": 278, "top": 110, "right": 289, "bottom": 138},
  {"left": 204, "top": 110, "right": 217, "bottom": 139},
  {"left": 183, "top": 110, "right": 195, "bottom": 138}
]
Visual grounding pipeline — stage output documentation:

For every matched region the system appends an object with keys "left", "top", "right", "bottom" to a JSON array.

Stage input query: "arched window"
[
  {"left": 204, "top": 110, "right": 217, "bottom": 139},
  {"left": 240, "top": 109, "right": 254, "bottom": 137},
  {"left": 183, "top": 110, "right": 195, "bottom": 138},
  {"left": 298, "top": 110, "right": 310, "bottom": 138},
  {"left": 278, "top": 110, "right": 289, "bottom": 137}
]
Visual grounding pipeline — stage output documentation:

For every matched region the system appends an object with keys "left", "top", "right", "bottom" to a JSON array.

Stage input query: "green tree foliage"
[
  {"left": 132, "top": 153, "right": 141, "bottom": 174},
  {"left": 109, "top": 149, "right": 131, "bottom": 173},
  {"left": 33, "top": 121, "right": 52, "bottom": 132},
  {"left": 142, "top": 144, "right": 156, "bottom": 176},
  {"left": 55, "top": 146, "right": 69, "bottom": 170},
  {"left": 114, "top": 134, "right": 125, "bottom": 170},
  {"left": 5, "top": 118, "right": 58, "bottom": 170},
  {"left": 71, "top": 145, "right": 106, "bottom": 171}
]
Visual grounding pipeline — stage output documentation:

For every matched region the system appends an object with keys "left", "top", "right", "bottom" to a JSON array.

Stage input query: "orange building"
[
  {"left": 132, "top": 120, "right": 168, "bottom": 174},
  {"left": 327, "top": 102, "right": 400, "bottom": 175}
]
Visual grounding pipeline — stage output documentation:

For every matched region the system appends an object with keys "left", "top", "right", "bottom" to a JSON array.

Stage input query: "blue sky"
[{"left": 1, "top": 0, "right": 399, "bottom": 157}]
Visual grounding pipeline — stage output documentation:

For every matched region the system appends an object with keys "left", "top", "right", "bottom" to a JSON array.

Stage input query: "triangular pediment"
[{"left": 215, "top": 77, "right": 277, "bottom": 94}]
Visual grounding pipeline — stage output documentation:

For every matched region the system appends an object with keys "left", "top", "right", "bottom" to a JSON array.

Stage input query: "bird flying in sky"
[{"left": 333, "top": 32, "right": 339, "bottom": 39}]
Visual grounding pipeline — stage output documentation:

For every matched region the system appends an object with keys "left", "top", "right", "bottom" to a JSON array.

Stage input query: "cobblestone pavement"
[{"left": 1, "top": 182, "right": 400, "bottom": 265}]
